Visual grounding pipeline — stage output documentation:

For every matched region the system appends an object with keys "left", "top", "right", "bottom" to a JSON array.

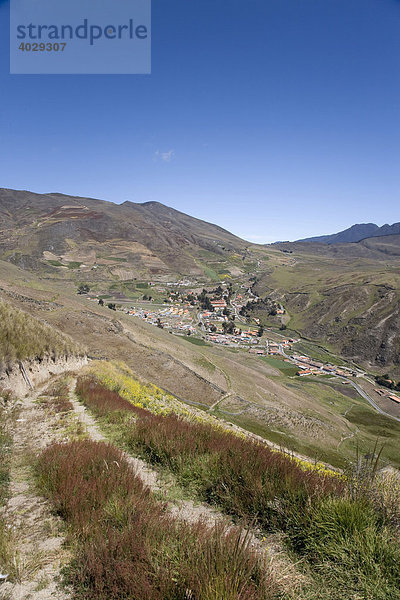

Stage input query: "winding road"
[
  {"left": 278, "top": 345, "right": 400, "bottom": 424},
  {"left": 343, "top": 378, "right": 400, "bottom": 423}
]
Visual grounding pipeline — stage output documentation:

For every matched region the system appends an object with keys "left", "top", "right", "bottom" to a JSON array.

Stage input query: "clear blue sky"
[{"left": 0, "top": 0, "right": 399, "bottom": 242}]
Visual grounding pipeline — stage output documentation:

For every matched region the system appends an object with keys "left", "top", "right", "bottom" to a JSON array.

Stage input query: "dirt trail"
[
  {"left": 68, "top": 379, "right": 224, "bottom": 525},
  {"left": 0, "top": 384, "right": 71, "bottom": 600},
  {"left": 208, "top": 391, "right": 233, "bottom": 412},
  {"left": 0, "top": 374, "right": 302, "bottom": 598}
]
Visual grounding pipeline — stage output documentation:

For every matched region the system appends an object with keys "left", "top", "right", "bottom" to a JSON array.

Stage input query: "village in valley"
[{"left": 87, "top": 279, "right": 364, "bottom": 382}]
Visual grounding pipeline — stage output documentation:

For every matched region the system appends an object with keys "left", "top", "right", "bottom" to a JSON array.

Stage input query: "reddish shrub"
[
  {"left": 76, "top": 376, "right": 344, "bottom": 532},
  {"left": 36, "top": 440, "right": 276, "bottom": 600}
]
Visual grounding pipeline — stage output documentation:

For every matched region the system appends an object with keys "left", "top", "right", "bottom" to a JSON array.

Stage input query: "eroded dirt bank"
[{"left": 0, "top": 356, "right": 87, "bottom": 397}]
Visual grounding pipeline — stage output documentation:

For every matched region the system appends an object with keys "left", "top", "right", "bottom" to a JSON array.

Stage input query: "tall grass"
[
  {"left": 374, "top": 469, "right": 400, "bottom": 532},
  {"left": 36, "top": 440, "right": 278, "bottom": 600},
  {"left": 288, "top": 496, "right": 400, "bottom": 599},
  {"left": 76, "top": 377, "right": 342, "bottom": 531},
  {"left": 76, "top": 376, "right": 400, "bottom": 600},
  {"left": 0, "top": 299, "right": 84, "bottom": 369}
]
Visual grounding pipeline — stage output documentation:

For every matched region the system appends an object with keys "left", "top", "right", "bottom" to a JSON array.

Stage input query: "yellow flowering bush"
[{"left": 85, "top": 360, "right": 342, "bottom": 480}]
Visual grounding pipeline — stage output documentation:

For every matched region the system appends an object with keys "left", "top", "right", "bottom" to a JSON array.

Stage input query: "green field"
[
  {"left": 260, "top": 356, "right": 299, "bottom": 376},
  {"left": 180, "top": 335, "right": 210, "bottom": 347}
]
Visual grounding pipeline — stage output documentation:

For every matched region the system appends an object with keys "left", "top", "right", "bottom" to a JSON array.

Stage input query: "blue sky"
[{"left": 0, "top": 0, "right": 399, "bottom": 242}]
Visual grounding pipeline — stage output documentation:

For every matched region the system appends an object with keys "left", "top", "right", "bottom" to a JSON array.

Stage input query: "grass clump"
[
  {"left": 374, "top": 470, "right": 400, "bottom": 532},
  {"left": 180, "top": 336, "right": 210, "bottom": 347},
  {"left": 38, "top": 379, "right": 73, "bottom": 413},
  {"left": 0, "top": 298, "right": 84, "bottom": 369},
  {"left": 288, "top": 496, "right": 400, "bottom": 599},
  {"left": 47, "top": 260, "right": 63, "bottom": 267},
  {"left": 36, "top": 439, "right": 278, "bottom": 600}
]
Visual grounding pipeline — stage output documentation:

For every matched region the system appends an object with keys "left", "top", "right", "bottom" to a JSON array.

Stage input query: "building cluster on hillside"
[
  {"left": 375, "top": 388, "right": 400, "bottom": 405},
  {"left": 266, "top": 339, "right": 296, "bottom": 355},
  {"left": 210, "top": 298, "right": 227, "bottom": 310},
  {"left": 126, "top": 306, "right": 196, "bottom": 335},
  {"left": 205, "top": 331, "right": 260, "bottom": 347},
  {"left": 291, "top": 355, "right": 357, "bottom": 378},
  {"left": 230, "top": 289, "right": 260, "bottom": 313},
  {"left": 153, "top": 279, "right": 200, "bottom": 288}
]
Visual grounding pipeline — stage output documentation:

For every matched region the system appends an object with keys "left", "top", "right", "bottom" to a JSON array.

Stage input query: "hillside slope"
[
  {"left": 255, "top": 238, "right": 400, "bottom": 373},
  {"left": 0, "top": 188, "right": 248, "bottom": 280},
  {"left": 1, "top": 187, "right": 400, "bottom": 376},
  {"left": 0, "top": 298, "right": 84, "bottom": 370}
]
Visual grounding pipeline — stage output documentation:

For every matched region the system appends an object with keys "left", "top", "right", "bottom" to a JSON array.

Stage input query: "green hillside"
[{"left": 0, "top": 298, "right": 84, "bottom": 368}]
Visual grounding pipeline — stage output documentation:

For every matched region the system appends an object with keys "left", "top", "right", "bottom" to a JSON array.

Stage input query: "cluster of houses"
[
  {"left": 210, "top": 298, "right": 227, "bottom": 310},
  {"left": 151, "top": 279, "right": 199, "bottom": 289},
  {"left": 267, "top": 339, "right": 295, "bottom": 355},
  {"left": 206, "top": 330, "right": 260, "bottom": 347},
  {"left": 375, "top": 388, "right": 400, "bottom": 405},
  {"left": 126, "top": 306, "right": 196, "bottom": 335},
  {"left": 291, "top": 355, "right": 355, "bottom": 378}
]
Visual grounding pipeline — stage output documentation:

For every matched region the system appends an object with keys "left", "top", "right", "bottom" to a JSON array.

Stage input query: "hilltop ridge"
[
  {"left": 298, "top": 221, "right": 400, "bottom": 244},
  {"left": 0, "top": 188, "right": 248, "bottom": 280}
]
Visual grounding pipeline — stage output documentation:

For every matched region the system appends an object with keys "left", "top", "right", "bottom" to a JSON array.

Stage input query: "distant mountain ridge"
[{"left": 299, "top": 222, "right": 400, "bottom": 244}]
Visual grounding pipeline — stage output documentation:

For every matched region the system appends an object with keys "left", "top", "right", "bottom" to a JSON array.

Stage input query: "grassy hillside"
[
  {"left": 1, "top": 187, "right": 399, "bottom": 374},
  {"left": 254, "top": 242, "right": 400, "bottom": 375},
  {"left": 0, "top": 254, "right": 399, "bottom": 469},
  {"left": 74, "top": 372, "right": 400, "bottom": 600},
  {"left": 0, "top": 298, "right": 84, "bottom": 368}
]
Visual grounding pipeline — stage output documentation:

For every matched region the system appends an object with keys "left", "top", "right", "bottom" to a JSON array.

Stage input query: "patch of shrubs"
[
  {"left": 76, "top": 376, "right": 400, "bottom": 600},
  {"left": 36, "top": 440, "right": 277, "bottom": 600}
]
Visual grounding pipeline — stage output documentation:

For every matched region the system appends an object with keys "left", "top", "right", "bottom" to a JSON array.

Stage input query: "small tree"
[
  {"left": 77, "top": 284, "right": 90, "bottom": 295},
  {"left": 222, "top": 321, "right": 235, "bottom": 335}
]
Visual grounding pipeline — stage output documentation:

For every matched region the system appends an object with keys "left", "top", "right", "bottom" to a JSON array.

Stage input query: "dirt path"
[
  {"left": 68, "top": 376, "right": 305, "bottom": 597},
  {"left": 0, "top": 384, "right": 71, "bottom": 600},
  {"left": 208, "top": 391, "right": 233, "bottom": 412},
  {"left": 68, "top": 379, "right": 224, "bottom": 525},
  {"left": 0, "top": 374, "right": 303, "bottom": 598}
]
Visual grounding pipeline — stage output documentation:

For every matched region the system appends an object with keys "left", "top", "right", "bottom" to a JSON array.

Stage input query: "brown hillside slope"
[{"left": 0, "top": 188, "right": 247, "bottom": 279}]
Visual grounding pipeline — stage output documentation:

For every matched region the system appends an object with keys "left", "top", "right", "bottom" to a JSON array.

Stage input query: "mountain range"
[
  {"left": 298, "top": 222, "right": 400, "bottom": 244},
  {"left": 0, "top": 187, "right": 400, "bottom": 376},
  {"left": 0, "top": 188, "right": 248, "bottom": 280}
]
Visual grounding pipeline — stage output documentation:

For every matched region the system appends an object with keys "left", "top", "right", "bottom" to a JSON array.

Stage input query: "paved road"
[
  {"left": 344, "top": 378, "right": 400, "bottom": 423},
  {"left": 278, "top": 346, "right": 400, "bottom": 424}
]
